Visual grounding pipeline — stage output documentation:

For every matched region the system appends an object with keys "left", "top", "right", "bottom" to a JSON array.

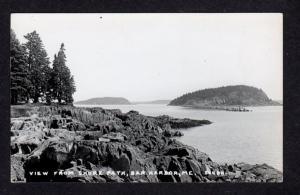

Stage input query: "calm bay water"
[{"left": 75, "top": 104, "right": 283, "bottom": 171}]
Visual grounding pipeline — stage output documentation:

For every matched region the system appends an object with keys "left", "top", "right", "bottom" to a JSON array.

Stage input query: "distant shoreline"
[
  {"left": 169, "top": 104, "right": 282, "bottom": 112},
  {"left": 73, "top": 103, "right": 282, "bottom": 113}
]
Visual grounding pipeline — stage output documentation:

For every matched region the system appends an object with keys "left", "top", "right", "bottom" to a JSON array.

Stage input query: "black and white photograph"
[{"left": 10, "top": 13, "right": 283, "bottom": 183}]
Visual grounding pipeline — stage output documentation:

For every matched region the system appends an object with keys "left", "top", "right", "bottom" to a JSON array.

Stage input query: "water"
[{"left": 75, "top": 104, "right": 283, "bottom": 171}]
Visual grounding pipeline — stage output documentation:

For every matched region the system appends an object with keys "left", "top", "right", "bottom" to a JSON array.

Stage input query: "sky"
[{"left": 11, "top": 13, "right": 283, "bottom": 102}]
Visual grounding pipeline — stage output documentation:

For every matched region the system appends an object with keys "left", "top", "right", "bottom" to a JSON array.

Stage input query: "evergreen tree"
[
  {"left": 66, "top": 76, "right": 76, "bottom": 103},
  {"left": 10, "top": 29, "right": 31, "bottom": 104},
  {"left": 51, "top": 43, "right": 76, "bottom": 104},
  {"left": 24, "top": 31, "right": 50, "bottom": 103}
]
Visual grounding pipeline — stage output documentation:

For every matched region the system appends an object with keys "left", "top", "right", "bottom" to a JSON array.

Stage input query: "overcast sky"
[{"left": 11, "top": 13, "right": 283, "bottom": 102}]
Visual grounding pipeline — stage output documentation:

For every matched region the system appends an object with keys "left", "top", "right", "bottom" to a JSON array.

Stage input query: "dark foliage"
[
  {"left": 10, "top": 30, "right": 76, "bottom": 105},
  {"left": 169, "top": 85, "right": 278, "bottom": 106},
  {"left": 24, "top": 31, "right": 51, "bottom": 103},
  {"left": 10, "top": 30, "right": 31, "bottom": 104},
  {"left": 50, "top": 43, "right": 76, "bottom": 104}
]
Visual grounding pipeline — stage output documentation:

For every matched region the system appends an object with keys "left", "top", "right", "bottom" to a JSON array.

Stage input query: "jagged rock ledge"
[{"left": 10, "top": 105, "right": 282, "bottom": 183}]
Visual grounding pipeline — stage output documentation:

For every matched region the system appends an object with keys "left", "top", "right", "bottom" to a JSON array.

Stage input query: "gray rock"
[
  {"left": 111, "top": 154, "right": 130, "bottom": 171},
  {"left": 10, "top": 105, "right": 282, "bottom": 183},
  {"left": 102, "top": 132, "right": 127, "bottom": 142}
]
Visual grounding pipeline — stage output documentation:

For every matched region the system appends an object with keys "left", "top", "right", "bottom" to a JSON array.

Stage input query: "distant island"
[
  {"left": 75, "top": 97, "right": 131, "bottom": 105},
  {"left": 169, "top": 85, "right": 281, "bottom": 111},
  {"left": 133, "top": 100, "right": 171, "bottom": 105}
]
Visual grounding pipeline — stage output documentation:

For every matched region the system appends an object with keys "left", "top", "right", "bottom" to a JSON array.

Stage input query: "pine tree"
[
  {"left": 51, "top": 43, "right": 76, "bottom": 104},
  {"left": 24, "top": 31, "right": 50, "bottom": 103},
  {"left": 10, "top": 29, "right": 31, "bottom": 104},
  {"left": 66, "top": 75, "right": 76, "bottom": 103}
]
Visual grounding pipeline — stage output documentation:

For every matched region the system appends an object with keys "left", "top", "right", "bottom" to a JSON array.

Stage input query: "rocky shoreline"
[{"left": 10, "top": 105, "right": 282, "bottom": 183}]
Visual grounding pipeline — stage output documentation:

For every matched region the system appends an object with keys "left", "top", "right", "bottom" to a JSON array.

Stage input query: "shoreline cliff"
[{"left": 11, "top": 105, "right": 282, "bottom": 183}]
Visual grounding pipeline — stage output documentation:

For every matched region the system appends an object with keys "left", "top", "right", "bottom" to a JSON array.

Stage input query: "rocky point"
[{"left": 10, "top": 105, "right": 282, "bottom": 183}]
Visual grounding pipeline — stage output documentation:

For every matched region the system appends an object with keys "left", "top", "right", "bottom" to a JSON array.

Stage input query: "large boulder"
[
  {"left": 11, "top": 117, "right": 47, "bottom": 131},
  {"left": 164, "top": 147, "right": 191, "bottom": 157},
  {"left": 244, "top": 164, "right": 283, "bottom": 182},
  {"left": 94, "top": 120, "right": 122, "bottom": 133},
  {"left": 11, "top": 130, "right": 46, "bottom": 155},
  {"left": 67, "top": 121, "right": 86, "bottom": 131},
  {"left": 72, "top": 140, "right": 158, "bottom": 182},
  {"left": 102, "top": 132, "right": 128, "bottom": 142},
  {"left": 40, "top": 141, "right": 75, "bottom": 168},
  {"left": 10, "top": 119, "right": 24, "bottom": 130}
]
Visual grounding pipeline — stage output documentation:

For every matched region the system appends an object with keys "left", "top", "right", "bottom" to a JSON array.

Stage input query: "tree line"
[
  {"left": 10, "top": 29, "right": 76, "bottom": 105},
  {"left": 169, "top": 85, "right": 268, "bottom": 106}
]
